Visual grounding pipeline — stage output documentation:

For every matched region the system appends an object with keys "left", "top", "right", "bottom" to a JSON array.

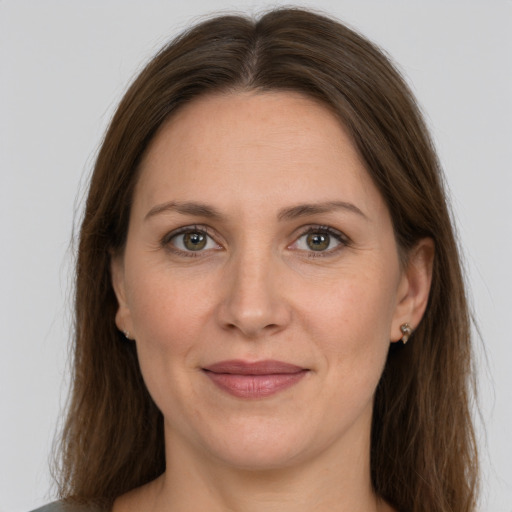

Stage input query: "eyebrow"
[
  {"left": 277, "top": 201, "right": 367, "bottom": 221},
  {"left": 145, "top": 201, "right": 223, "bottom": 221},
  {"left": 144, "top": 200, "right": 367, "bottom": 222}
]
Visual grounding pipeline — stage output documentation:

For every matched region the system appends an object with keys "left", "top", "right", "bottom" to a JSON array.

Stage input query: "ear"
[
  {"left": 110, "top": 252, "right": 134, "bottom": 338},
  {"left": 390, "top": 238, "right": 434, "bottom": 342}
]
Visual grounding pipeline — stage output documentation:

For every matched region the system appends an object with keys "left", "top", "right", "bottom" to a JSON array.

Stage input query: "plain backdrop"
[{"left": 1, "top": 1, "right": 511, "bottom": 511}]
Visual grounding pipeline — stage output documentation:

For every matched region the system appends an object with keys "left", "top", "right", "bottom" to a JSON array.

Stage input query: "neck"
[
  {"left": 113, "top": 405, "right": 396, "bottom": 512},
  {"left": 145, "top": 430, "right": 388, "bottom": 512}
]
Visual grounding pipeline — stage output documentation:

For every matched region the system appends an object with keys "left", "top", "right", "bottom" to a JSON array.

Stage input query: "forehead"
[{"left": 135, "top": 91, "right": 385, "bottom": 219}]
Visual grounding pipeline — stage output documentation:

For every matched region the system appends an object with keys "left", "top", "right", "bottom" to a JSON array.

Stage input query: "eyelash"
[
  {"left": 293, "top": 225, "right": 350, "bottom": 258},
  {"left": 160, "top": 224, "right": 350, "bottom": 258},
  {"left": 160, "top": 225, "right": 219, "bottom": 258}
]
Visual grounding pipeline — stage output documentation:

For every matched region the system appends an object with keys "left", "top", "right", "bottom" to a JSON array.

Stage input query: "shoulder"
[{"left": 30, "top": 501, "right": 105, "bottom": 512}]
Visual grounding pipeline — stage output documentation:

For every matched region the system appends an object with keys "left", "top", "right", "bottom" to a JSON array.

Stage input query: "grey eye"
[
  {"left": 305, "top": 232, "right": 331, "bottom": 251},
  {"left": 182, "top": 232, "right": 207, "bottom": 251},
  {"left": 294, "top": 230, "right": 342, "bottom": 252},
  {"left": 170, "top": 230, "right": 218, "bottom": 252}
]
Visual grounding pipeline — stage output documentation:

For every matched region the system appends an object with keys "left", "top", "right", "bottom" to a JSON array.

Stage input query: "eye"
[
  {"left": 291, "top": 226, "right": 347, "bottom": 254},
  {"left": 164, "top": 227, "right": 221, "bottom": 254}
]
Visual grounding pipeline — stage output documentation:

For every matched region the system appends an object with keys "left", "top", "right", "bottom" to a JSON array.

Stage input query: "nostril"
[
  {"left": 222, "top": 320, "right": 282, "bottom": 338},
  {"left": 215, "top": 277, "right": 292, "bottom": 337}
]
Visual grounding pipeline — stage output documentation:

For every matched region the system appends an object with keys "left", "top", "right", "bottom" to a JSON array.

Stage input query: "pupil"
[
  {"left": 184, "top": 232, "right": 206, "bottom": 251},
  {"left": 307, "top": 233, "right": 329, "bottom": 251}
]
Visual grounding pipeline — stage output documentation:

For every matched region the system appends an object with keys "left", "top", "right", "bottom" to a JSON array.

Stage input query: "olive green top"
[
  {"left": 31, "top": 499, "right": 406, "bottom": 511},
  {"left": 30, "top": 502, "right": 104, "bottom": 512}
]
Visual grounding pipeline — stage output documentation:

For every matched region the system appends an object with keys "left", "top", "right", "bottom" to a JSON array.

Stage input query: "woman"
[{"left": 33, "top": 7, "right": 478, "bottom": 512}]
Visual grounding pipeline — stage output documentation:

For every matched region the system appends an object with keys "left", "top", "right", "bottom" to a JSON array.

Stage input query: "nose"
[{"left": 215, "top": 249, "right": 292, "bottom": 339}]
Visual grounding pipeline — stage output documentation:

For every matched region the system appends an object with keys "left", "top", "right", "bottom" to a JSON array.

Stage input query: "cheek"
[
  {"left": 297, "top": 264, "right": 398, "bottom": 385},
  {"left": 126, "top": 262, "right": 214, "bottom": 357},
  {"left": 302, "top": 271, "right": 397, "bottom": 346},
  {"left": 312, "top": 283, "right": 394, "bottom": 416},
  {"left": 124, "top": 268, "right": 213, "bottom": 415}
]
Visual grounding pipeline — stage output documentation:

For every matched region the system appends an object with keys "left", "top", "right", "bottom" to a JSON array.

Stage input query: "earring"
[
  {"left": 400, "top": 323, "right": 412, "bottom": 344},
  {"left": 123, "top": 330, "right": 131, "bottom": 340}
]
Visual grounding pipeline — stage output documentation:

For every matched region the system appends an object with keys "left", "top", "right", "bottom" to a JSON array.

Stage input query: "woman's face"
[{"left": 112, "top": 91, "right": 421, "bottom": 471}]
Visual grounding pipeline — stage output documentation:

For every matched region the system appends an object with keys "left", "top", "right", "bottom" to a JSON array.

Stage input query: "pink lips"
[{"left": 203, "top": 360, "right": 308, "bottom": 398}]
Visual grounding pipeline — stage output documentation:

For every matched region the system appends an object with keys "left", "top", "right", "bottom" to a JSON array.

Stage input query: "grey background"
[{"left": 1, "top": 1, "right": 511, "bottom": 510}]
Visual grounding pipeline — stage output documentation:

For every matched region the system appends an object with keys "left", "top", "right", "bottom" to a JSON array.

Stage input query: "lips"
[{"left": 202, "top": 360, "right": 308, "bottom": 398}]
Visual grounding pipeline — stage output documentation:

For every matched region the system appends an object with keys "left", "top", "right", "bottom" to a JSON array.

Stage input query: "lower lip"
[{"left": 204, "top": 370, "right": 308, "bottom": 398}]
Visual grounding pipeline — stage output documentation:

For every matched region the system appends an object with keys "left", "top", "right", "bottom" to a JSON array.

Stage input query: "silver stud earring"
[
  {"left": 400, "top": 323, "right": 412, "bottom": 344},
  {"left": 123, "top": 330, "right": 131, "bottom": 340}
]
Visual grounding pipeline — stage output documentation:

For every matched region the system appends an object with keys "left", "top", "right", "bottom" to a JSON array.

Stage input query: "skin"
[{"left": 111, "top": 91, "right": 433, "bottom": 512}]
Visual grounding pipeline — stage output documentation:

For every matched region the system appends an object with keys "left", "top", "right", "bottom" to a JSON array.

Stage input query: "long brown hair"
[{"left": 57, "top": 8, "right": 478, "bottom": 511}]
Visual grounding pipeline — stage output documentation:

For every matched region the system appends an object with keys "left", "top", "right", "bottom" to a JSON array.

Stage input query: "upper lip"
[{"left": 203, "top": 359, "right": 306, "bottom": 375}]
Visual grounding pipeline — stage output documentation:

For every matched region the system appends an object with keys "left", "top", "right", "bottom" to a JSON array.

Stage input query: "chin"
[
  {"left": 196, "top": 418, "right": 325, "bottom": 471},
  {"left": 213, "top": 444, "right": 307, "bottom": 472}
]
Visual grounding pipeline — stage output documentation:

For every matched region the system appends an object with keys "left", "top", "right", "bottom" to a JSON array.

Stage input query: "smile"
[{"left": 202, "top": 360, "right": 309, "bottom": 398}]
